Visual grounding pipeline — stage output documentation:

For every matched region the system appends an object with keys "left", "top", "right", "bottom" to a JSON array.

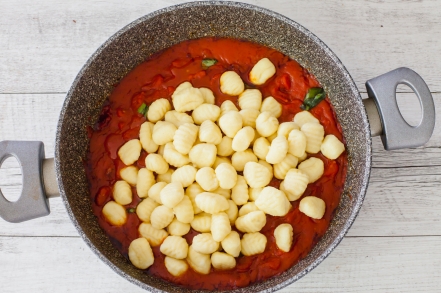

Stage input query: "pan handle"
[
  {"left": 0, "top": 141, "right": 59, "bottom": 223},
  {"left": 363, "top": 67, "right": 435, "bottom": 150}
]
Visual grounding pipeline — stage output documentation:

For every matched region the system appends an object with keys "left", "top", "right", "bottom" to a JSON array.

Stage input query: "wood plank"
[
  {"left": 0, "top": 235, "right": 439, "bottom": 292},
  {"left": 1, "top": 0, "right": 440, "bottom": 93}
]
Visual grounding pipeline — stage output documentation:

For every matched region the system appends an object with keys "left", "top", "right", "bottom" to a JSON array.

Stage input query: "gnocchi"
[
  {"left": 239, "top": 109, "right": 260, "bottom": 128},
  {"left": 139, "top": 223, "right": 168, "bottom": 246},
  {"left": 120, "top": 166, "right": 138, "bottom": 186},
  {"left": 241, "top": 232, "right": 267, "bottom": 256},
  {"left": 211, "top": 212, "right": 231, "bottom": 242},
  {"left": 238, "top": 202, "right": 259, "bottom": 217},
  {"left": 173, "top": 123, "right": 199, "bottom": 155},
  {"left": 193, "top": 104, "right": 221, "bottom": 125},
  {"left": 102, "top": 201, "right": 127, "bottom": 226},
  {"left": 160, "top": 182, "right": 185, "bottom": 209},
  {"left": 243, "top": 162, "right": 272, "bottom": 188},
  {"left": 139, "top": 122, "right": 159, "bottom": 153},
  {"left": 191, "top": 212, "right": 212, "bottom": 233},
  {"left": 235, "top": 210, "right": 267, "bottom": 233},
  {"left": 215, "top": 163, "right": 238, "bottom": 189},
  {"left": 165, "top": 110, "right": 194, "bottom": 128},
  {"left": 195, "top": 167, "right": 219, "bottom": 192},
  {"left": 256, "top": 111, "right": 279, "bottom": 137},
  {"left": 220, "top": 100, "right": 239, "bottom": 115},
  {"left": 163, "top": 142, "right": 190, "bottom": 167},
  {"left": 266, "top": 135, "right": 288, "bottom": 164},
  {"left": 145, "top": 154, "right": 169, "bottom": 175},
  {"left": 211, "top": 252, "right": 236, "bottom": 270},
  {"left": 281, "top": 169, "right": 309, "bottom": 201},
  {"left": 273, "top": 154, "right": 298, "bottom": 180},
  {"left": 189, "top": 143, "right": 217, "bottom": 168},
  {"left": 252, "top": 137, "right": 270, "bottom": 160},
  {"left": 298, "top": 157, "right": 324, "bottom": 183},
  {"left": 232, "top": 126, "right": 255, "bottom": 152},
  {"left": 136, "top": 168, "right": 156, "bottom": 198},
  {"left": 128, "top": 238, "right": 154, "bottom": 269},
  {"left": 113, "top": 180, "right": 132, "bottom": 205},
  {"left": 238, "top": 89, "right": 262, "bottom": 111},
  {"left": 187, "top": 246, "right": 211, "bottom": 275},
  {"left": 147, "top": 98, "right": 171, "bottom": 123},
  {"left": 186, "top": 183, "right": 204, "bottom": 214},
  {"left": 148, "top": 182, "right": 166, "bottom": 204},
  {"left": 274, "top": 223, "right": 293, "bottom": 252},
  {"left": 192, "top": 233, "right": 220, "bottom": 254},
  {"left": 260, "top": 96, "right": 282, "bottom": 118},
  {"left": 221, "top": 231, "right": 241, "bottom": 257},
  {"left": 171, "top": 165, "right": 197, "bottom": 187},
  {"left": 287, "top": 129, "right": 307, "bottom": 158},
  {"left": 249, "top": 58, "right": 276, "bottom": 85},
  {"left": 136, "top": 197, "right": 159, "bottom": 222},
  {"left": 199, "top": 120, "right": 223, "bottom": 145},
  {"left": 293, "top": 110, "right": 319, "bottom": 127},
  {"left": 156, "top": 168, "right": 174, "bottom": 183},
  {"left": 160, "top": 235, "right": 189, "bottom": 259},
  {"left": 231, "top": 149, "right": 258, "bottom": 172},
  {"left": 167, "top": 219, "right": 191, "bottom": 236},
  {"left": 172, "top": 86, "right": 204, "bottom": 112},
  {"left": 218, "top": 111, "right": 243, "bottom": 138},
  {"left": 195, "top": 192, "right": 229, "bottom": 214},
  {"left": 199, "top": 87, "right": 216, "bottom": 104},
  {"left": 321, "top": 134, "right": 345, "bottom": 159},
  {"left": 301, "top": 122, "right": 324, "bottom": 154},
  {"left": 278, "top": 122, "right": 300, "bottom": 138},
  {"left": 216, "top": 136, "right": 234, "bottom": 157},
  {"left": 152, "top": 121, "right": 177, "bottom": 146},
  {"left": 225, "top": 200, "right": 238, "bottom": 224},
  {"left": 118, "top": 139, "right": 141, "bottom": 165},
  {"left": 255, "top": 186, "right": 291, "bottom": 216},
  {"left": 231, "top": 175, "right": 249, "bottom": 206},
  {"left": 150, "top": 205, "right": 174, "bottom": 229},
  {"left": 299, "top": 196, "right": 326, "bottom": 219},
  {"left": 220, "top": 71, "right": 245, "bottom": 96},
  {"left": 164, "top": 256, "right": 188, "bottom": 277},
  {"left": 173, "top": 196, "right": 194, "bottom": 223}
]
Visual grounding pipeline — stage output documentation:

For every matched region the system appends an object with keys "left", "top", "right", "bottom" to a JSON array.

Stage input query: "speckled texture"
[{"left": 55, "top": 2, "right": 371, "bottom": 292}]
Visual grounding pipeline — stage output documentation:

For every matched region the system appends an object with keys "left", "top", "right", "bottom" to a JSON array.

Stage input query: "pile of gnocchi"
[{"left": 101, "top": 57, "right": 345, "bottom": 276}]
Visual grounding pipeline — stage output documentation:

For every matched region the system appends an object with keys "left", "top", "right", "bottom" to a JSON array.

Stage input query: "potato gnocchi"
[{"left": 106, "top": 58, "right": 346, "bottom": 280}]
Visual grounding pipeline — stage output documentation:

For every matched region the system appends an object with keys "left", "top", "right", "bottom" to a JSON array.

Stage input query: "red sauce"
[{"left": 85, "top": 37, "right": 347, "bottom": 290}]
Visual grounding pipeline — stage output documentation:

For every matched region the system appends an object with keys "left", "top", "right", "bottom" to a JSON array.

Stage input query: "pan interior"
[{"left": 55, "top": 2, "right": 371, "bottom": 292}]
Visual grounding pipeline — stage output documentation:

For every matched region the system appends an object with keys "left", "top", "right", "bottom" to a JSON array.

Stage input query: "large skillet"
[{"left": 0, "top": 2, "right": 435, "bottom": 292}]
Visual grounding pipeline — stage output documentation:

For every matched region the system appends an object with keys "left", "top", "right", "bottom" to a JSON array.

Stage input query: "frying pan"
[{"left": 0, "top": 2, "right": 435, "bottom": 292}]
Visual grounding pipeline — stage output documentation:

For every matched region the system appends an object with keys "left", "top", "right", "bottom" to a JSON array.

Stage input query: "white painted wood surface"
[{"left": 0, "top": 0, "right": 440, "bottom": 292}]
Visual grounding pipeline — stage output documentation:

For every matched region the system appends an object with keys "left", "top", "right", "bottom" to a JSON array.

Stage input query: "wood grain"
[
  {"left": 0, "top": 236, "right": 439, "bottom": 293},
  {"left": 1, "top": 0, "right": 441, "bottom": 94}
]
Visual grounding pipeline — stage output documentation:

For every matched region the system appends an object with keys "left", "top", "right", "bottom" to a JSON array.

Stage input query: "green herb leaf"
[
  {"left": 127, "top": 208, "right": 136, "bottom": 213},
  {"left": 300, "top": 87, "right": 326, "bottom": 111},
  {"left": 137, "top": 103, "right": 148, "bottom": 116},
  {"left": 202, "top": 58, "right": 218, "bottom": 69}
]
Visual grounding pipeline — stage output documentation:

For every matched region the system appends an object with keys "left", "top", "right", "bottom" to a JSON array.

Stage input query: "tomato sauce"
[{"left": 85, "top": 37, "right": 347, "bottom": 290}]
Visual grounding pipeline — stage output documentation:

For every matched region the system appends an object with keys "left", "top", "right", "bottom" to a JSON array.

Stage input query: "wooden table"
[{"left": 1, "top": 0, "right": 440, "bottom": 292}]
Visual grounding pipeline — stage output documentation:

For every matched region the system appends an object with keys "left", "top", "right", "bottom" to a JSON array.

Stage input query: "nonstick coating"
[{"left": 55, "top": 2, "right": 371, "bottom": 292}]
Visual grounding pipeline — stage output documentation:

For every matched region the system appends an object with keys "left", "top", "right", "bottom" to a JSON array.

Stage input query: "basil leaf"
[
  {"left": 300, "top": 87, "right": 326, "bottom": 110},
  {"left": 127, "top": 208, "right": 136, "bottom": 213},
  {"left": 202, "top": 58, "right": 218, "bottom": 69},
  {"left": 137, "top": 103, "right": 148, "bottom": 116}
]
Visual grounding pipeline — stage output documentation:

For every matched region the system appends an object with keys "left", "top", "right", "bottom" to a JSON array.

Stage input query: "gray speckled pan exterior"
[{"left": 55, "top": 1, "right": 371, "bottom": 292}]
